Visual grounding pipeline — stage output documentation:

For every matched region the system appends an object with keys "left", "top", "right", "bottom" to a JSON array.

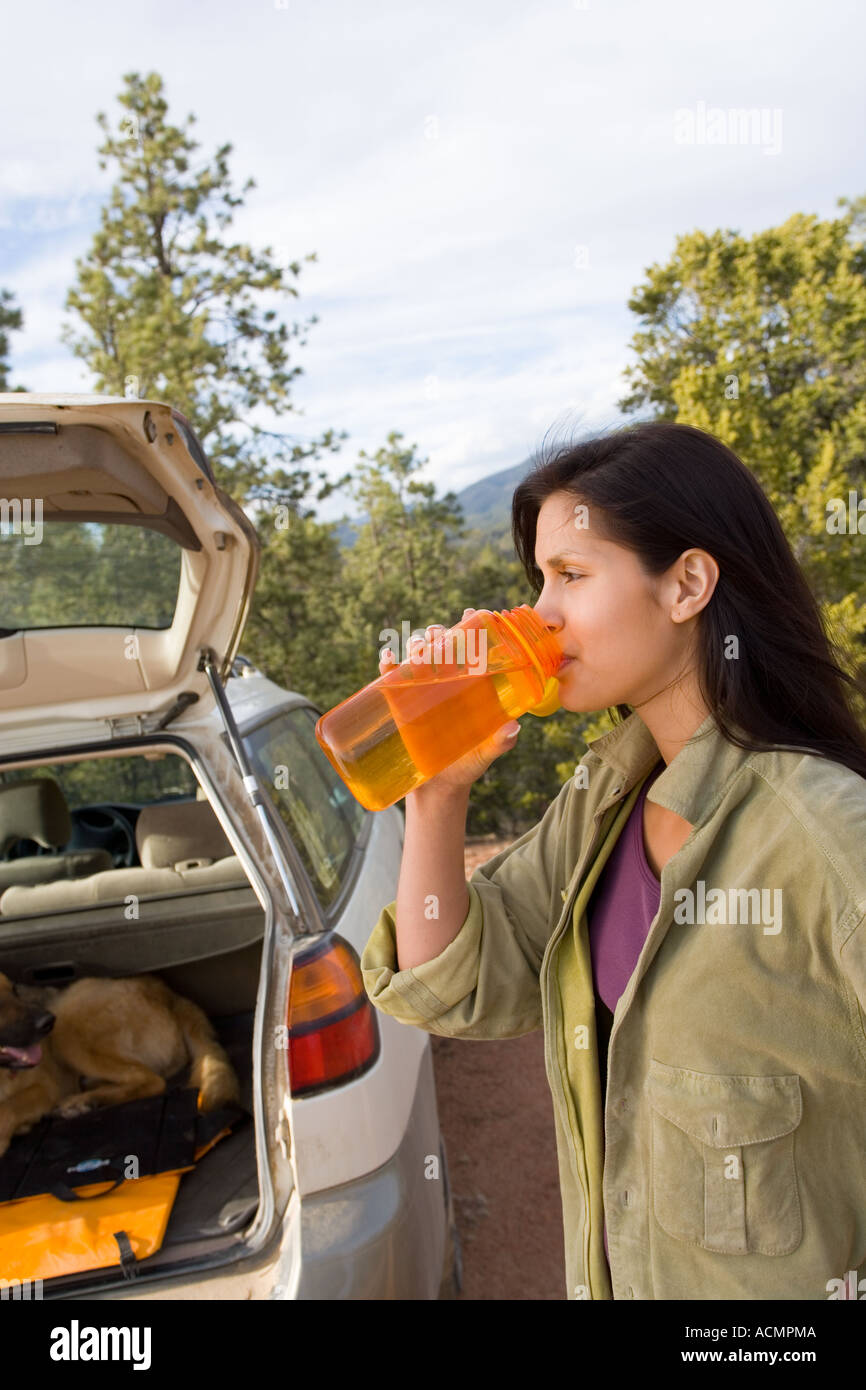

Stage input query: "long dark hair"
[{"left": 512, "top": 419, "right": 866, "bottom": 781}]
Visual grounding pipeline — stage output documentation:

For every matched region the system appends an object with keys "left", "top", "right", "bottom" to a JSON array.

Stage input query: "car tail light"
[{"left": 286, "top": 933, "right": 380, "bottom": 1097}]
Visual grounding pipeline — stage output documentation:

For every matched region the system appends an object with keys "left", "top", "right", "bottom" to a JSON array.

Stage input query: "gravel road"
[{"left": 429, "top": 835, "right": 567, "bottom": 1300}]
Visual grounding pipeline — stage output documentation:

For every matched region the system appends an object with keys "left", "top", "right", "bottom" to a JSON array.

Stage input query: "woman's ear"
[{"left": 671, "top": 549, "right": 719, "bottom": 620}]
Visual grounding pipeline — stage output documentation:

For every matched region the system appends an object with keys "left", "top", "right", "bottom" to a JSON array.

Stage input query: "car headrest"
[
  {"left": 0, "top": 778, "right": 72, "bottom": 855},
  {"left": 135, "top": 798, "right": 234, "bottom": 870}
]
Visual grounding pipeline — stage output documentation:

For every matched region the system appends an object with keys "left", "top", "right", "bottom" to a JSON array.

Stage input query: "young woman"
[{"left": 361, "top": 419, "right": 866, "bottom": 1301}]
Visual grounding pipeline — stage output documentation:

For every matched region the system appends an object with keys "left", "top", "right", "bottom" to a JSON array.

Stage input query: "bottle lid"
[{"left": 498, "top": 605, "right": 563, "bottom": 680}]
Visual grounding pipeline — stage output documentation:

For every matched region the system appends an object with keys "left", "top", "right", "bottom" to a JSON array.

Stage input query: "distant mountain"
[
  {"left": 330, "top": 454, "right": 536, "bottom": 547},
  {"left": 451, "top": 458, "right": 534, "bottom": 535},
  {"left": 331, "top": 515, "right": 363, "bottom": 548}
]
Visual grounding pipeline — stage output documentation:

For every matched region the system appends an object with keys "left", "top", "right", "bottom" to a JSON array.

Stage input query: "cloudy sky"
[{"left": 1, "top": 0, "right": 864, "bottom": 521}]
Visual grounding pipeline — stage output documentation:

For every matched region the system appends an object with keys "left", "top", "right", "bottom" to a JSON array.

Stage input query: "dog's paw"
[{"left": 54, "top": 1095, "right": 96, "bottom": 1119}]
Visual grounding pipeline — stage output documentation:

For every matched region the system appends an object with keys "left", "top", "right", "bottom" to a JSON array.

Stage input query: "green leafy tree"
[
  {"left": 63, "top": 70, "right": 345, "bottom": 502},
  {"left": 614, "top": 194, "right": 866, "bottom": 735},
  {"left": 339, "top": 432, "right": 468, "bottom": 646},
  {"left": 0, "top": 289, "right": 23, "bottom": 390},
  {"left": 243, "top": 504, "right": 357, "bottom": 716}
]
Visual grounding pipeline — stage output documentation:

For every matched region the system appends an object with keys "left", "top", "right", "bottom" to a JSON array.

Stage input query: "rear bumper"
[
  {"left": 295, "top": 1042, "right": 450, "bottom": 1299},
  {"left": 82, "top": 1041, "right": 449, "bottom": 1301}
]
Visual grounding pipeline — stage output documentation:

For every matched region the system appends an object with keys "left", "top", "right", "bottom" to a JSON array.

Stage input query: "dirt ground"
[{"left": 429, "top": 835, "right": 566, "bottom": 1300}]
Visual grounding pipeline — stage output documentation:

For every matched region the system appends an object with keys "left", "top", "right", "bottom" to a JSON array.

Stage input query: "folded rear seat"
[{"left": 0, "top": 799, "right": 249, "bottom": 918}]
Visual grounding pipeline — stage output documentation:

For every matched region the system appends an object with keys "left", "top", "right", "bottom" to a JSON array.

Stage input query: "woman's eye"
[{"left": 561, "top": 571, "right": 584, "bottom": 584}]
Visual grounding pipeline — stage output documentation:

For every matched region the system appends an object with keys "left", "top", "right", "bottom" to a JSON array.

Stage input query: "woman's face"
[{"left": 531, "top": 490, "right": 713, "bottom": 715}]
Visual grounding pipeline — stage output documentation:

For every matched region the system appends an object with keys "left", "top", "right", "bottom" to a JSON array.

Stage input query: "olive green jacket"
[{"left": 360, "top": 710, "right": 866, "bottom": 1300}]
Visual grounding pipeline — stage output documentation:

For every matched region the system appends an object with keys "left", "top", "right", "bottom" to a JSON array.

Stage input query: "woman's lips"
[{"left": 557, "top": 656, "right": 577, "bottom": 672}]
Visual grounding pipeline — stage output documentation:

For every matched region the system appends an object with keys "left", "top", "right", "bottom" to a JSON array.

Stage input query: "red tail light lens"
[{"left": 287, "top": 933, "right": 380, "bottom": 1097}]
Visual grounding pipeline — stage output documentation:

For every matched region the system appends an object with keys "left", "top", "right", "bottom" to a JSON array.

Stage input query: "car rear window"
[
  {"left": 0, "top": 754, "right": 200, "bottom": 809},
  {"left": 0, "top": 519, "right": 181, "bottom": 630}
]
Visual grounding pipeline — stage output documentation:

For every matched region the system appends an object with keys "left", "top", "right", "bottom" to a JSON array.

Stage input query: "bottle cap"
[{"left": 498, "top": 606, "right": 563, "bottom": 680}]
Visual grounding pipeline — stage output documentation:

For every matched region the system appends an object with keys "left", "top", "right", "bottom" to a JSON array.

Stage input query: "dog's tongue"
[{"left": 0, "top": 1043, "right": 42, "bottom": 1066}]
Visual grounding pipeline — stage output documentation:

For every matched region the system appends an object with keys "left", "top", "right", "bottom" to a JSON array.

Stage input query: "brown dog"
[{"left": 0, "top": 971, "right": 240, "bottom": 1159}]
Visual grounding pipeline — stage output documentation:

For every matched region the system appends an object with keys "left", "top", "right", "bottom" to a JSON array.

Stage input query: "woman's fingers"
[
  {"left": 378, "top": 621, "right": 446, "bottom": 672},
  {"left": 379, "top": 612, "right": 476, "bottom": 673},
  {"left": 378, "top": 644, "right": 398, "bottom": 673}
]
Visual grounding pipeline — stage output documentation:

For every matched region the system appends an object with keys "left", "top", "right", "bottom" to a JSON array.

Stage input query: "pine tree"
[{"left": 63, "top": 70, "right": 345, "bottom": 502}]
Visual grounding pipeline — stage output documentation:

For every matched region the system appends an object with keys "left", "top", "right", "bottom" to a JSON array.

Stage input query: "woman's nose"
[{"left": 532, "top": 602, "right": 563, "bottom": 634}]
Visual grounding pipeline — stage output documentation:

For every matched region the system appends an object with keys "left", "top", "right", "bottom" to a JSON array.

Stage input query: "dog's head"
[{"left": 0, "top": 972, "right": 55, "bottom": 1070}]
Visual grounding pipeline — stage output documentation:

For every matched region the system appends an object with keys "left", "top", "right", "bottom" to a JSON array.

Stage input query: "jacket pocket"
[{"left": 647, "top": 1059, "right": 803, "bottom": 1255}]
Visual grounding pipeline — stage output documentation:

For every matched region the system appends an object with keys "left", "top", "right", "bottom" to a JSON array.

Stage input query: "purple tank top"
[
  {"left": 586, "top": 759, "right": 664, "bottom": 1275},
  {"left": 589, "top": 760, "right": 664, "bottom": 1012}
]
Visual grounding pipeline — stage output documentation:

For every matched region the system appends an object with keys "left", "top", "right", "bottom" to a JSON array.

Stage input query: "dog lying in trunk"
[{"left": 0, "top": 971, "right": 240, "bottom": 1158}]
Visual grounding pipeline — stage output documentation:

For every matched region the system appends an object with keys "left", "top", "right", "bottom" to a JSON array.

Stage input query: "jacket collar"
[{"left": 584, "top": 709, "right": 753, "bottom": 829}]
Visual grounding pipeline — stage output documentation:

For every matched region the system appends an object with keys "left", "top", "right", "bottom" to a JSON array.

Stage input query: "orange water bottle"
[{"left": 314, "top": 605, "right": 563, "bottom": 811}]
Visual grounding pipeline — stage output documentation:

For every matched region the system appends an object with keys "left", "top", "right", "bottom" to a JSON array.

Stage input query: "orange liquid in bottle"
[{"left": 315, "top": 608, "right": 561, "bottom": 810}]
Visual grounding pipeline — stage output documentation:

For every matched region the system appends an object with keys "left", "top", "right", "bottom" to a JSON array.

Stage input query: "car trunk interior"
[{"left": 0, "top": 769, "right": 268, "bottom": 1294}]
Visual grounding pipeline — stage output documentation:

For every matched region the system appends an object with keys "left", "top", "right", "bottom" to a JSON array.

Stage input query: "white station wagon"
[{"left": 0, "top": 393, "right": 461, "bottom": 1300}]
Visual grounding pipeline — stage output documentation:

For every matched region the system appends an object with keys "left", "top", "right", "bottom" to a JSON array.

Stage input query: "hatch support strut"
[{"left": 198, "top": 647, "right": 301, "bottom": 919}]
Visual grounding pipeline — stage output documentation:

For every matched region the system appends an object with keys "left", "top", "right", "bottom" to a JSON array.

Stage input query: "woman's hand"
[{"left": 378, "top": 607, "right": 522, "bottom": 796}]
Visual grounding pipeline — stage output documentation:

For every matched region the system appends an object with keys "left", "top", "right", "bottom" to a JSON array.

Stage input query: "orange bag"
[
  {"left": 0, "top": 1089, "right": 239, "bottom": 1285},
  {"left": 0, "top": 1171, "right": 187, "bottom": 1282}
]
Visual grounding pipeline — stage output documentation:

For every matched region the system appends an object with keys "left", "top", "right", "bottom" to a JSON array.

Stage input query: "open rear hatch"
[
  {"left": 0, "top": 398, "right": 286, "bottom": 1293},
  {"left": 0, "top": 395, "right": 260, "bottom": 750}
]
